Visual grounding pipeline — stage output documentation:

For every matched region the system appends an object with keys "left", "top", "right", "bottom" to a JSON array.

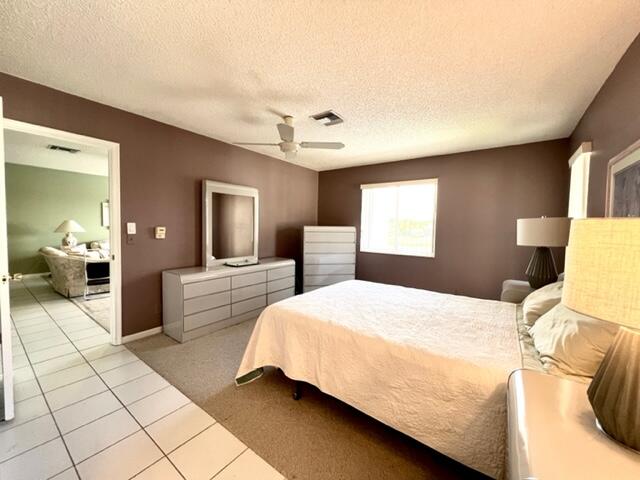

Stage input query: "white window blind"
[
  {"left": 360, "top": 178, "right": 438, "bottom": 257},
  {"left": 568, "top": 144, "right": 591, "bottom": 219}
]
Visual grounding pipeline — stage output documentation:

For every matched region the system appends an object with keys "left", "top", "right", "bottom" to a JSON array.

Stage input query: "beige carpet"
[{"left": 128, "top": 321, "right": 489, "bottom": 480}]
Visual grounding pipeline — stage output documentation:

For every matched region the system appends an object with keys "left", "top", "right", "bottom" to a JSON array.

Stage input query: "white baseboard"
[
  {"left": 122, "top": 326, "right": 162, "bottom": 344},
  {"left": 16, "top": 273, "right": 50, "bottom": 280}
]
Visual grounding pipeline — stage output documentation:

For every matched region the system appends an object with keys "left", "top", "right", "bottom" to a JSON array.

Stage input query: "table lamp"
[
  {"left": 516, "top": 217, "right": 571, "bottom": 288},
  {"left": 562, "top": 218, "right": 640, "bottom": 451},
  {"left": 54, "top": 219, "right": 85, "bottom": 247}
]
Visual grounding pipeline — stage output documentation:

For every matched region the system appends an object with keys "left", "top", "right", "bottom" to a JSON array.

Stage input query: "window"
[
  {"left": 360, "top": 178, "right": 438, "bottom": 257},
  {"left": 568, "top": 143, "right": 591, "bottom": 219}
]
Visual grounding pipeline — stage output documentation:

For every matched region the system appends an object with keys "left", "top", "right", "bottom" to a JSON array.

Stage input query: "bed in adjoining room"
[{"left": 237, "top": 279, "right": 547, "bottom": 480}]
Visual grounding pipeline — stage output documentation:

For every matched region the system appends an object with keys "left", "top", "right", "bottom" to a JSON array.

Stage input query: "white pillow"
[
  {"left": 529, "top": 303, "right": 619, "bottom": 378},
  {"left": 522, "top": 281, "right": 563, "bottom": 326}
]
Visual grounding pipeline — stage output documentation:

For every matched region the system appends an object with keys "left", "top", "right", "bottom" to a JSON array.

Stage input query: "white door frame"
[
  {"left": 0, "top": 99, "right": 15, "bottom": 420},
  {"left": 3, "top": 118, "right": 123, "bottom": 345}
]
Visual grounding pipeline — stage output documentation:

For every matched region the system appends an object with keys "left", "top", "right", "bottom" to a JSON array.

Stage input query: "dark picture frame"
[{"left": 606, "top": 139, "right": 640, "bottom": 217}]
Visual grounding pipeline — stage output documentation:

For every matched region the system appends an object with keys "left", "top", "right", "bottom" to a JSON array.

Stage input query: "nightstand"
[
  {"left": 500, "top": 279, "right": 534, "bottom": 303},
  {"left": 507, "top": 369, "right": 640, "bottom": 479}
]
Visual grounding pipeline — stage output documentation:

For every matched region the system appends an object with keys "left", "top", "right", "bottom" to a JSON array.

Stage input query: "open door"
[{"left": 0, "top": 97, "right": 14, "bottom": 421}]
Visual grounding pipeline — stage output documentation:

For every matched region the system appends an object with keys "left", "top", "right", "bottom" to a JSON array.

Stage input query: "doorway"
[
  {"left": 2, "top": 119, "right": 122, "bottom": 344},
  {"left": 0, "top": 112, "right": 122, "bottom": 421}
]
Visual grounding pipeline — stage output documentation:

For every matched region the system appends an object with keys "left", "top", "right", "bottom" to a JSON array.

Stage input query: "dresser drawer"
[
  {"left": 232, "top": 295, "right": 266, "bottom": 316},
  {"left": 232, "top": 283, "right": 267, "bottom": 303},
  {"left": 267, "top": 276, "right": 295, "bottom": 293},
  {"left": 183, "top": 277, "right": 230, "bottom": 299},
  {"left": 267, "top": 287, "right": 294, "bottom": 305},
  {"left": 267, "top": 266, "right": 295, "bottom": 281},
  {"left": 184, "top": 291, "right": 230, "bottom": 316},
  {"left": 231, "top": 271, "right": 267, "bottom": 288},
  {"left": 184, "top": 305, "right": 231, "bottom": 331}
]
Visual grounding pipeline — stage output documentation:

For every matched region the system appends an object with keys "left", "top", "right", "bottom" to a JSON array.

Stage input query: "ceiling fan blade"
[
  {"left": 299, "top": 142, "right": 345, "bottom": 150},
  {"left": 285, "top": 151, "right": 297, "bottom": 160},
  {"left": 233, "top": 142, "right": 279, "bottom": 146},
  {"left": 277, "top": 123, "right": 294, "bottom": 142}
]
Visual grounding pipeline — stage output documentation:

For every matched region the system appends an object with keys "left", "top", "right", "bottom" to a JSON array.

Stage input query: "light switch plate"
[
  {"left": 154, "top": 226, "right": 166, "bottom": 239},
  {"left": 126, "top": 222, "right": 136, "bottom": 235}
]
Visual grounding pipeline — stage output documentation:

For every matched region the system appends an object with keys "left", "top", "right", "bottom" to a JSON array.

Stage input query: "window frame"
[
  {"left": 359, "top": 178, "right": 438, "bottom": 258},
  {"left": 567, "top": 142, "right": 592, "bottom": 219}
]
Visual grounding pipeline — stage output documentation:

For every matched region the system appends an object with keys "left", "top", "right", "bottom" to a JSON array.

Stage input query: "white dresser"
[
  {"left": 162, "top": 257, "right": 295, "bottom": 342},
  {"left": 303, "top": 226, "right": 356, "bottom": 293},
  {"left": 507, "top": 369, "right": 640, "bottom": 479}
]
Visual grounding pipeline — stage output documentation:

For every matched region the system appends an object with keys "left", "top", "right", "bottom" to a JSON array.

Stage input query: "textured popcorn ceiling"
[
  {"left": 0, "top": 1, "right": 639, "bottom": 171},
  {"left": 4, "top": 130, "right": 108, "bottom": 176}
]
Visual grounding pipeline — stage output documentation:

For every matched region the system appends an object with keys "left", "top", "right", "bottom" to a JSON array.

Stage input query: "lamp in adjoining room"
[
  {"left": 54, "top": 219, "right": 85, "bottom": 247},
  {"left": 516, "top": 217, "right": 571, "bottom": 288},
  {"left": 563, "top": 218, "right": 640, "bottom": 451}
]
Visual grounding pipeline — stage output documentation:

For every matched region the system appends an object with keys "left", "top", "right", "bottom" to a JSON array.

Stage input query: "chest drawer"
[
  {"left": 303, "top": 242, "right": 355, "bottom": 254},
  {"left": 267, "top": 276, "right": 295, "bottom": 293},
  {"left": 304, "top": 253, "right": 355, "bottom": 265},
  {"left": 304, "top": 274, "right": 354, "bottom": 286},
  {"left": 305, "top": 231, "right": 356, "bottom": 243},
  {"left": 232, "top": 283, "right": 267, "bottom": 303},
  {"left": 267, "top": 266, "right": 295, "bottom": 281},
  {"left": 183, "top": 291, "right": 230, "bottom": 316},
  {"left": 232, "top": 271, "right": 267, "bottom": 288},
  {"left": 183, "top": 277, "right": 230, "bottom": 299},
  {"left": 304, "top": 264, "right": 355, "bottom": 275}
]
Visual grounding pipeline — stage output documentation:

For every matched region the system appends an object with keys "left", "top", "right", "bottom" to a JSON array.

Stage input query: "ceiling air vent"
[
  {"left": 310, "top": 110, "right": 344, "bottom": 126},
  {"left": 47, "top": 144, "right": 80, "bottom": 153}
]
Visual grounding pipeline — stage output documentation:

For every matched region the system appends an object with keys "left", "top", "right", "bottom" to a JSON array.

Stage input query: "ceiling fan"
[{"left": 234, "top": 116, "right": 345, "bottom": 160}]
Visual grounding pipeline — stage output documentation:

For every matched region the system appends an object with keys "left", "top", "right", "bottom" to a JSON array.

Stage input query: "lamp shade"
[
  {"left": 516, "top": 217, "right": 571, "bottom": 247},
  {"left": 54, "top": 220, "right": 85, "bottom": 234},
  {"left": 562, "top": 218, "right": 640, "bottom": 329}
]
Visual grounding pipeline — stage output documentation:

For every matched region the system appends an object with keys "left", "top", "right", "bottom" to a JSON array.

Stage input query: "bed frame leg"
[{"left": 292, "top": 381, "right": 302, "bottom": 400}]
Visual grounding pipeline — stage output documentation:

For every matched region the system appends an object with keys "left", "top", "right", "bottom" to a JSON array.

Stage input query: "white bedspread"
[{"left": 236, "top": 280, "right": 521, "bottom": 479}]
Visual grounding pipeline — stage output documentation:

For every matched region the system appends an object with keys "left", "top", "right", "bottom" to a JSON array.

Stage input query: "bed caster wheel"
[{"left": 292, "top": 391, "right": 301, "bottom": 401}]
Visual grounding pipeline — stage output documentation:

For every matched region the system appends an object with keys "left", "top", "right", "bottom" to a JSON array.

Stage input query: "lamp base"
[
  {"left": 588, "top": 328, "right": 640, "bottom": 452},
  {"left": 525, "top": 246, "right": 558, "bottom": 289},
  {"left": 61, "top": 232, "right": 77, "bottom": 248}
]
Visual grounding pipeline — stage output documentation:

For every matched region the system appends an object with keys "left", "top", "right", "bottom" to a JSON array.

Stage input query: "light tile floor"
[{"left": 1, "top": 276, "right": 284, "bottom": 480}]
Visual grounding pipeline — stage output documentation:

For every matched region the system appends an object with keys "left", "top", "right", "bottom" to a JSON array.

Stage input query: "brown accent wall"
[
  {"left": 0, "top": 73, "right": 318, "bottom": 336},
  {"left": 318, "top": 140, "right": 570, "bottom": 300},
  {"left": 570, "top": 34, "right": 640, "bottom": 217}
]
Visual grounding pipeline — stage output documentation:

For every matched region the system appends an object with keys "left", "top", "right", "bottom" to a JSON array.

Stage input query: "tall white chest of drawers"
[
  {"left": 303, "top": 226, "right": 356, "bottom": 292},
  {"left": 162, "top": 257, "right": 295, "bottom": 342}
]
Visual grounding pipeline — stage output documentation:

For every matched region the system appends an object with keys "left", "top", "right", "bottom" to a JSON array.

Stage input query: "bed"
[{"left": 236, "top": 280, "right": 540, "bottom": 479}]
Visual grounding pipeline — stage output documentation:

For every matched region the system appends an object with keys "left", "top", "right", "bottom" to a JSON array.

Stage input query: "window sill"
[{"left": 359, "top": 249, "right": 435, "bottom": 259}]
